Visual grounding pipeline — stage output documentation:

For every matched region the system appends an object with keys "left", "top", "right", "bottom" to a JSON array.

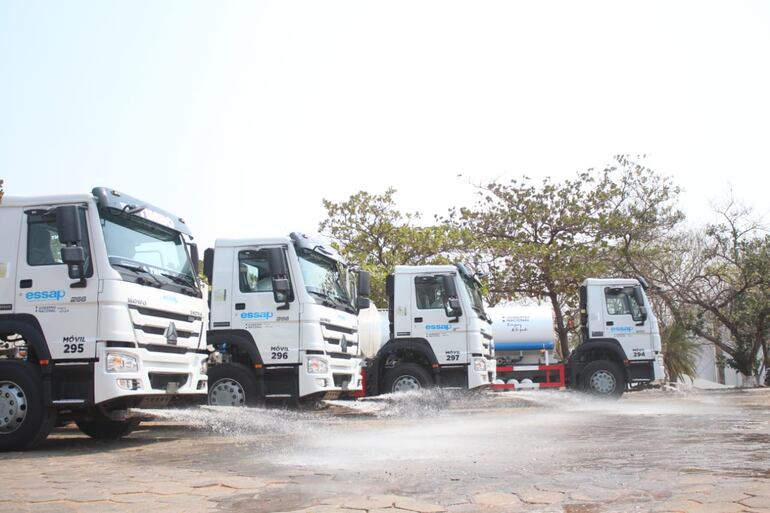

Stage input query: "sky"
[{"left": 1, "top": 1, "right": 769, "bottom": 250}]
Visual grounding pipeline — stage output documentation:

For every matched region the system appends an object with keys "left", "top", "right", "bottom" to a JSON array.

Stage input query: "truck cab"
[
  {"left": 568, "top": 277, "right": 665, "bottom": 394},
  {"left": 203, "top": 232, "right": 368, "bottom": 405},
  {"left": 365, "top": 263, "right": 496, "bottom": 394},
  {"left": 0, "top": 187, "right": 208, "bottom": 450}
]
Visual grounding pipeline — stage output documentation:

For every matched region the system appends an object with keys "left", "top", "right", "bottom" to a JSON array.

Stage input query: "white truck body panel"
[{"left": 1, "top": 190, "right": 208, "bottom": 406}]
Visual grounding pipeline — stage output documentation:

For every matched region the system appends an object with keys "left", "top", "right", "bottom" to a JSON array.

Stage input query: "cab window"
[
  {"left": 604, "top": 286, "right": 643, "bottom": 321},
  {"left": 27, "top": 210, "right": 93, "bottom": 278},
  {"left": 238, "top": 249, "right": 275, "bottom": 292},
  {"left": 415, "top": 276, "right": 446, "bottom": 310}
]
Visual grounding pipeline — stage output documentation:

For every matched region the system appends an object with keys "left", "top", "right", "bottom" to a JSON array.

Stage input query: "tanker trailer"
[{"left": 488, "top": 305, "right": 565, "bottom": 390}]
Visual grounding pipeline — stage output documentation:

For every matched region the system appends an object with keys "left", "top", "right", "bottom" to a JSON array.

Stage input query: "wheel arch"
[
  {"left": 568, "top": 338, "right": 629, "bottom": 385},
  {"left": 207, "top": 329, "right": 263, "bottom": 367},
  {"left": 0, "top": 314, "right": 52, "bottom": 362}
]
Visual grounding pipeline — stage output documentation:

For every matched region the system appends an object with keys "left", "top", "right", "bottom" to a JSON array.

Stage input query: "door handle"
[
  {"left": 606, "top": 321, "right": 614, "bottom": 326},
  {"left": 414, "top": 317, "right": 423, "bottom": 323},
  {"left": 235, "top": 303, "right": 246, "bottom": 310},
  {"left": 19, "top": 279, "right": 32, "bottom": 289}
]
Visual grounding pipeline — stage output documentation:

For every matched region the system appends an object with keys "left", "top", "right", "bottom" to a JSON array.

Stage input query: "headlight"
[
  {"left": 473, "top": 358, "right": 487, "bottom": 372},
  {"left": 106, "top": 353, "right": 138, "bottom": 373},
  {"left": 307, "top": 356, "right": 329, "bottom": 374},
  {"left": 200, "top": 359, "right": 208, "bottom": 375}
]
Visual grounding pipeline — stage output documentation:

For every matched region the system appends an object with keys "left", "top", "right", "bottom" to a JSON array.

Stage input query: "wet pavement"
[{"left": 1, "top": 389, "right": 769, "bottom": 513}]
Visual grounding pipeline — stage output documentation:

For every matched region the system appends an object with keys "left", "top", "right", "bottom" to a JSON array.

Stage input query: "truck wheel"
[
  {"left": 580, "top": 360, "right": 625, "bottom": 398},
  {"left": 207, "top": 362, "right": 261, "bottom": 407},
  {"left": 383, "top": 363, "right": 433, "bottom": 394},
  {"left": 0, "top": 360, "right": 56, "bottom": 451},
  {"left": 75, "top": 415, "right": 139, "bottom": 440}
]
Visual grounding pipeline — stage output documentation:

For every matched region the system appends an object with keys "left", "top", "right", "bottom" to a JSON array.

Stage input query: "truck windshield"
[
  {"left": 296, "top": 248, "right": 352, "bottom": 310},
  {"left": 460, "top": 272, "right": 488, "bottom": 320},
  {"left": 99, "top": 209, "right": 199, "bottom": 296}
]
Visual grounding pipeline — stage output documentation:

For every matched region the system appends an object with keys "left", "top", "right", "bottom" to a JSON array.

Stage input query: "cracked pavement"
[{"left": 1, "top": 389, "right": 768, "bottom": 513}]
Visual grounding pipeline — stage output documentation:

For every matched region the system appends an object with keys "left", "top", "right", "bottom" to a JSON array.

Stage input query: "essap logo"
[
  {"left": 25, "top": 290, "right": 66, "bottom": 302},
  {"left": 426, "top": 324, "right": 451, "bottom": 331},
  {"left": 610, "top": 326, "right": 634, "bottom": 333},
  {"left": 241, "top": 311, "right": 274, "bottom": 320}
]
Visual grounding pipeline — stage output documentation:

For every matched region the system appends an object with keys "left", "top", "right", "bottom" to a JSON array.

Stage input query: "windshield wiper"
[
  {"left": 161, "top": 272, "right": 199, "bottom": 294},
  {"left": 111, "top": 262, "right": 163, "bottom": 288},
  {"left": 307, "top": 289, "right": 336, "bottom": 307}
]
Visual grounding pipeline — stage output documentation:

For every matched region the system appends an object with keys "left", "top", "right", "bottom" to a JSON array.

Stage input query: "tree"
[
  {"left": 449, "top": 155, "right": 682, "bottom": 358},
  {"left": 634, "top": 200, "right": 770, "bottom": 380},
  {"left": 319, "top": 188, "right": 465, "bottom": 306},
  {"left": 0, "top": 179, "right": 4, "bottom": 203}
]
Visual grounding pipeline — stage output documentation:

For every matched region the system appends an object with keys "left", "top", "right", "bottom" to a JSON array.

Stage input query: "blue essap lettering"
[
  {"left": 25, "top": 290, "right": 66, "bottom": 301},
  {"left": 425, "top": 324, "right": 451, "bottom": 331},
  {"left": 240, "top": 311, "right": 274, "bottom": 320}
]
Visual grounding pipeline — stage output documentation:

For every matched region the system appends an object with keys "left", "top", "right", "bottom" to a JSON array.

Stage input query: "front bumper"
[
  {"left": 94, "top": 343, "right": 208, "bottom": 404},
  {"left": 652, "top": 353, "right": 666, "bottom": 383},
  {"left": 467, "top": 356, "right": 496, "bottom": 389},
  {"left": 298, "top": 352, "right": 363, "bottom": 398}
]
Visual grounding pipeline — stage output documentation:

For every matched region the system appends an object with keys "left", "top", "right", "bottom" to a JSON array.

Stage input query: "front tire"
[
  {"left": 0, "top": 360, "right": 56, "bottom": 451},
  {"left": 580, "top": 360, "right": 625, "bottom": 398},
  {"left": 383, "top": 363, "right": 433, "bottom": 394},
  {"left": 75, "top": 414, "right": 139, "bottom": 440},
  {"left": 207, "top": 362, "right": 261, "bottom": 407}
]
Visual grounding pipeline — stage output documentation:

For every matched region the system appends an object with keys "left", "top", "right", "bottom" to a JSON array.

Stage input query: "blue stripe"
[{"left": 495, "top": 341, "right": 554, "bottom": 351}]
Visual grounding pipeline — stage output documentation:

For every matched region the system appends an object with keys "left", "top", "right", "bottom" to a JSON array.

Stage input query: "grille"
[
  {"left": 149, "top": 373, "right": 189, "bottom": 391},
  {"left": 333, "top": 373, "right": 352, "bottom": 387}
]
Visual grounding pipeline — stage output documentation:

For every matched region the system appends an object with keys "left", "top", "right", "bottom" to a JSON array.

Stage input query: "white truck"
[
  {"left": 0, "top": 187, "right": 208, "bottom": 451},
  {"left": 202, "top": 233, "right": 369, "bottom": 406},
  {"left": 359, "top": 264, "right": 497, "bottom": 395},
  {"left": 490, "top": 278, "right": 666, "bottom": 397}
]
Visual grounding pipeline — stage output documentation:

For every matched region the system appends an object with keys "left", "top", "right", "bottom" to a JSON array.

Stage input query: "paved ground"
[{"left": 1, "top": 388, "right": 769, "bottom": 513}]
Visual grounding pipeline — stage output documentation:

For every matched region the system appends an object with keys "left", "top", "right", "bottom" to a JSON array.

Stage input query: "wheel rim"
[
  {"left": 209, "top": 378, "right": 246, "bottom": 406},
  {"left": 392, "top": 375, "right": 421, "bottom": 393},
  {"left": 0, "top": 380, "right": 28, "bottom": 434},
  {"left": 589, "top": 370, "right": 616, "bottom": 395}
]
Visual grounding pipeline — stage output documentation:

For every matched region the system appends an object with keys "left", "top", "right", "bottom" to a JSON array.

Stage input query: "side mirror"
[
  {"left": 55, "top": 205, "right": 82, "bottom": 245},
  {"left": 356, "top": 296, "right": 371, "bottom": 311},
  {"left": 56, "top": 205, "right": 86, "bottom": 288},
  {"left": 203, "top": 248, "right": 214, "bottom": 284},
  {"left": 272, "top": 277, "right": 291, "bottom": 309},
  {"left": 447, "top": 297, "right": 462, "bottom": 313},
  {"left": 442, "top": 274, "right": 458, "bottom": 299},
  {"left": 267, "top": 247, "right": 287, "bottom": 277},
  {"left": 357, "top": 271, "right": 371, "bottom": 298},
  {"left": 60, "top": 246, "right": 85, "bottom": 265},
  {"left": 188, "top": 243, "right": 199, "bottom": 276},
  {"left": 442, "top": 275, "right": 462, "bottom": 319}
]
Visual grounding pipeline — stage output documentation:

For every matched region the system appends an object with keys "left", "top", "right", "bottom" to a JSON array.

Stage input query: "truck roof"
[
  {"left": 215, "top": 237, "right": 292, "bottom": 247},
  {"left": 394, "top": 264, "right": 458, "bottom": 274},
  {"left": 0, "top": 193, "right": 94, "bottom": 208},
  {"left": 583, "top": 278, "right": 641, "bottom": 287}
]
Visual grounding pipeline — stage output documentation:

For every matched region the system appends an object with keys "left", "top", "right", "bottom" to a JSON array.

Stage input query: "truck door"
[
  {"left": 411, "top": 274, "right": 467, "bottom": 364},
  {"left": 231, "top": 247, "right": 300, "bottom": 364},
  {"left": 15, "top": 206, "right": 99, "bottom": 360},
  {"left": 602, "top": 286, "right": 651, "bottom": 360}
]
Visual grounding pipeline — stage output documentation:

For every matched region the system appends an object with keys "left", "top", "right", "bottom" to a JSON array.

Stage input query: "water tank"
[
  {"left": 357, "top": 302, "right": 388, "bottom": 358},
  {"left": 487, "top": 305, "right": 555, "bottom": 352}
]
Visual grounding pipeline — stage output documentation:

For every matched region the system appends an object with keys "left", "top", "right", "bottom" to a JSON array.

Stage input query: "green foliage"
[
  {"left": 0, "top": 179, "right": 4, "bottom": 203},
  {"left": 634, "top": 199, "right": 770, "bottom": 378},
  {"left": 661, "top": 322, "right": 700, "bottom": 382},
  {"left": 319, "top": 188, "right": 466, "bottom": 306},
  {"left": 448, "top": 155, "right": 682, "bottom": 357}
]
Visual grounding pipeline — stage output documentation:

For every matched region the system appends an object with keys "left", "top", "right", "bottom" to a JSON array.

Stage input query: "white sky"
[{"left": 1, "top": 1, "right": 769, "bottom": 250}]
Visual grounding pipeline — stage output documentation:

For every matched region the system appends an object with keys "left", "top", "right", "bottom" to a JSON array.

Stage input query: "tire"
[
  {"left": 207, "top": 362, "right": 261, "bottom": 407},
  {"left": 383, "top": 363, "right": 433, "bottom": 394},
  {"left": 75, "top": 415, "right": 140, "bottom": 440},
  {"left": 0, "top": 360, "right": 56, "bottom": 451},
  {"left": 580, "top": 360, "right": 625, "bottom": 398}
]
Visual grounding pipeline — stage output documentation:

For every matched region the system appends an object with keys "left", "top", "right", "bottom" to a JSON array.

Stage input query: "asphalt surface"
[{"left": 1, "top": 388, "right": 769, "bottom": 513}]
